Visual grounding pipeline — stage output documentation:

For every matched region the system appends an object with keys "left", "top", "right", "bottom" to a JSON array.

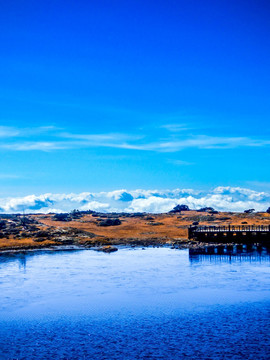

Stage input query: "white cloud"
[
  {"left": 127, "top": 197, "right": 178, "bottom": 213},
  {"left": 60, "top": 132, "right": 142, "bottom": 142},
  {"left": 0, "top": 174, "right": 21, "bottom": 179},
  {"left": 149, "top": 136, "right": 270, "bottom": 152},
  {"left": 161, "top": 124, "right": 190, "bottom": 132},
  {"left": 0, "top": 126, "right": 20, "bottom": 138},
  {"left": 0, "top": 142, "right": 68, "bottom": 151},
  {"left": 0, "top": 125, "right": 269, "bottom": 152},
  {"left": 0, "top": 125, "right": 60, "bottom": 139},
  {"left": 0, "top": 195, "right": 54, "bottom": 212},
  {"left": 79, "top": 201, "right": 110, "bottom": 212},
  {"left": 0, "top": 187, "right": 269, "bottom": 214}
]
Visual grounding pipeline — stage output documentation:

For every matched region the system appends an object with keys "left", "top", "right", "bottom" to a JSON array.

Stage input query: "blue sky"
[{"left": 0, "top": 0, "right": 270, "bottom": 197}]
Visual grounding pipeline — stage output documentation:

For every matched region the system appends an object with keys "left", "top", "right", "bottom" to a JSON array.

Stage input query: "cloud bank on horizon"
[{"left": 0, "top": 186, "right": 269, "bottom": 214}]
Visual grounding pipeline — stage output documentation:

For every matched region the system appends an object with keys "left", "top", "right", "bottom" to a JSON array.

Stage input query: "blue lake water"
[{"left": 0, "top": 247, "right": 269, "bottom": 359}]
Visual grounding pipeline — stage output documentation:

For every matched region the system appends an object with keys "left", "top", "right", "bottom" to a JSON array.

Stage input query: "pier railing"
[
  {"left": 188, "top": 224, "right": 270, "bottom": 244},
  {"left": 192, "top": 225, "right": 270, "bottom": 233}
]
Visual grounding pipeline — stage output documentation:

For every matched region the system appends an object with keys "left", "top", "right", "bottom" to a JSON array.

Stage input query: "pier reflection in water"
[
  {"left": 0, "top": 248, "right": 79, "bottom": 270},
  {"left": 189, "top": 244, "right": 270, "bottom": 264}
]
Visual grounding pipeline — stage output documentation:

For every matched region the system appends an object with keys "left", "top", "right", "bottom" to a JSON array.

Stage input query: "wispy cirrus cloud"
[
  {"left": 0, "top": 126, "right": 21, "bottom": 138},
  {"left": 147, "top": 135, "right": 270, "bottom": 152},
  {"left": 161, "top": 123, "right": 191, "bottom": 132},
  {"left": 0, "top": 141, "right": 69, "bottom": 151},
  {"left": 0, "top": 174, "right": 21, "bottom": 179},
  {"left": 0, "top": 125, "right": 60, "bottom": 139},
  {"left": 60, "top": 132, "right": 143, "bottom": 142},
  {"left": 0, "top": 125, "right": 269, "bottom": 152}
]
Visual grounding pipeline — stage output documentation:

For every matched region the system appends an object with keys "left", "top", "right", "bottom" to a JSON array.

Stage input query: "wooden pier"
[{"left": 188, "top": 225, "right": 270, "bottom": 244}]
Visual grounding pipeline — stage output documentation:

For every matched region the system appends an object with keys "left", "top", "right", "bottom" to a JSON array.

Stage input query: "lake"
[{"left": 0, "top": 247, "right": 269, "bottom": 359}]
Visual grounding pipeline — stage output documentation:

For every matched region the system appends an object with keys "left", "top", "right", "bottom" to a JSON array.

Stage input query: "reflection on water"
[
  {"left": 189, "top": 244, "right": 270, "bottom": 264},
  {"left": 0, "top": 248, "right": 80, "bottom": 269},
  {"left": 0, "top": 248, "right": 269, "bottom": 360}
]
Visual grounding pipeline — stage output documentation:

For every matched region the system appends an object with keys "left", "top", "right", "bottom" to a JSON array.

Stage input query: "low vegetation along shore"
[{"left": 0, "top": 206, "right": 270, "bottom": 252}]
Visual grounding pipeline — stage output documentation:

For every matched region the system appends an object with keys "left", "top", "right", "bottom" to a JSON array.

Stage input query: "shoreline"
[
  {"left": 0, "top": 239, "right": 268, "bottom": 255},
  {"left": 0, "top": 210, "right": 269, "bottom": 254}
]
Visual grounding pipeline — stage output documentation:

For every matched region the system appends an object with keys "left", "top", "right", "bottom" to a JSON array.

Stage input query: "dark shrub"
[
  {"left": 197, "top": 207, "right": 215, "bottom": 212},
  {"left": 35, "top": 230, "right": 51, "bottom": 238},
  {"left": 244, "top": 209, "right": 255, "bottom": 214},
  {"left": 9, "top": 229, "right": 20, "bottom": 235},
  {"left": 70, "top": 209, "right": 82, "bottom": 219},
  {"left": 129, "top": 213, "right": 145, "bottom": 217},
  {"left": 52, "top": 213, "right": 71, "bottom": 221},
  {"left": 0, "top": 220, "right": 6, "bottom": 230},
  {"left": 20, "top": 232, "right": 28, "bottom": 237},
  {"left": 170, "top": 204, "right": 190, "bottom": 213},
  {"left": 98, "top": 218, "right": 121, "bottom": 226}
]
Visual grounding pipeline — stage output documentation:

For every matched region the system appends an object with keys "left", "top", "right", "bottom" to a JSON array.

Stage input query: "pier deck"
[{"left": 188, "top": 225, "right": 270, "bottom": 244}]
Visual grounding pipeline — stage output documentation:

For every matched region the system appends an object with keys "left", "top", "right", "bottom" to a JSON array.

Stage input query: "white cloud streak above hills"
[{"left": 0, "top": 187, "right": 269, "bottom": 214}]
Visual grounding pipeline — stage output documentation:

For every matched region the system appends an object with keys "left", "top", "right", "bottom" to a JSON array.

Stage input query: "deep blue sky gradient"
[{"left": 0, "top": 0, "right": 269, "bottom": 196}]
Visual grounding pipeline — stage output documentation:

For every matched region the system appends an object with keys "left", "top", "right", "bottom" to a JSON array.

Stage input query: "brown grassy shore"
[{"left": 0, "top": 210, "right": 269, "bottom": 252}]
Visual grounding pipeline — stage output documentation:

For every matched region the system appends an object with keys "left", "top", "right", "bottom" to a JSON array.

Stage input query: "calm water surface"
[{"left": 0, "top": 247, "right": 269, "bottom": 359}]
